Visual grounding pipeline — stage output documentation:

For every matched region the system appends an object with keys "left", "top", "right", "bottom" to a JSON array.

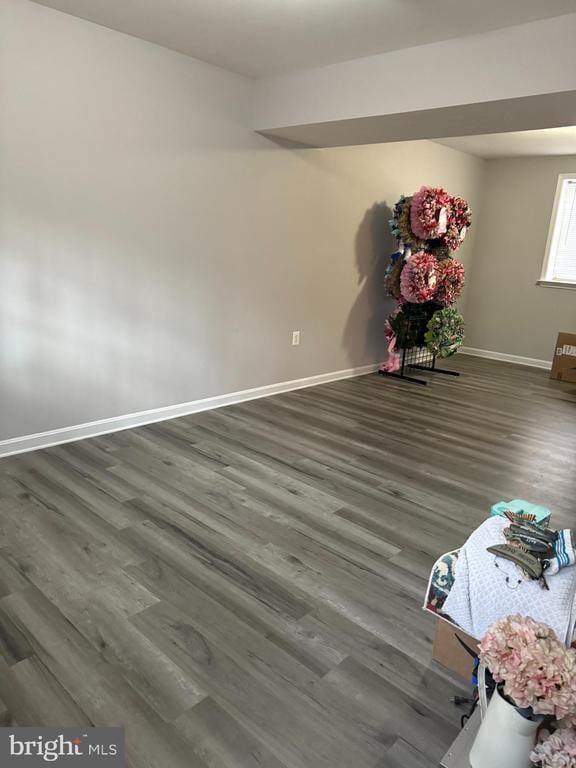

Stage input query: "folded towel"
[{"left": 547, "top": 529, "right": 576, "bottom": 575}]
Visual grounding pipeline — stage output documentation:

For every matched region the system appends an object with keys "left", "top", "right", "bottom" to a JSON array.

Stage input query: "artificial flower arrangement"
[
  {"left": 381, "top": 186, "right": 470, "bottom": 373},
  {"left": 410, "top": 185, "right": 452, "bottom": 241},
  {"left": 389, "top": 195, "right": 425, "bottom": 249},
  {"left": 399, "top": 251, "right": 438, "bottom": 303},
  {"left": 444, "top": 195, "right": 472, "bottom": 250},
  {"left": 436, "top": 258, "right": 466, "bottom": 306},
  {"left": 531, "top": 722, "right": 576, "bottom": 768},
  {"left": 478, "top": 615, "right": 576, "bottom": 768},
  {"left": 479, "top": 615, "right": 576, "bottom": 720},
  {"left": 424, "top": 307, "right": 465, "bottom": 358}
]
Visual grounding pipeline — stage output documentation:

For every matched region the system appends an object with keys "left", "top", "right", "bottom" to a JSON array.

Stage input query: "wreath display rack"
[{"left": 380, "top": 186, "right": 470, "bottom": 386}]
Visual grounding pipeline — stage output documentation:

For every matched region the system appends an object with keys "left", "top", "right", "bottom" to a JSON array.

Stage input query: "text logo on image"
[{"left": 0, "top": 728, "right": 125, "bottom": 766}]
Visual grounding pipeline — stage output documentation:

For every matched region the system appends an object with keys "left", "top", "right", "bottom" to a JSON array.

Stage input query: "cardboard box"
[
  {"left": 432, "top": 618, "right": 479, "bottom": 681},
  {"left": 551, "top": 332, "right": 576, "bottom": 383}
]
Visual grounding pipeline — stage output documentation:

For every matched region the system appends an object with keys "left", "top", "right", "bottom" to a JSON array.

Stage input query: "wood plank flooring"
[{"left": 0, "top": 355, "right": 574, "bottom": 767}]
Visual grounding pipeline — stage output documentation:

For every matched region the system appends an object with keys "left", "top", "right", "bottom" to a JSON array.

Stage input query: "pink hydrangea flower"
[
  {"left": 479, "top": 615, "right": 576, "bottom": 720},
  {"left": 531, "top": 724, "right": 576, "bottom": 767}
]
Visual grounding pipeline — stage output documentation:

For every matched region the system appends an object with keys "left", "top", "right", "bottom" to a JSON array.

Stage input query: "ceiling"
[
  {"left": 31, "top": 0, "right": 576, "bottom": 78},
  {"left": 434, "top": 127, "right": 576, "bottom": 159}
]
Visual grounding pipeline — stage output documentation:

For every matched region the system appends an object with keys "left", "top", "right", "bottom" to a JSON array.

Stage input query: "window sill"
[{"left": 536, "top": 280, "right": 576, "bottom": 290}]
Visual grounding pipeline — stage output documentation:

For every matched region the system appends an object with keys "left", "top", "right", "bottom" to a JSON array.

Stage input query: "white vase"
[{"left": 469, "top": 687, "right": 539, "bottom": 768}]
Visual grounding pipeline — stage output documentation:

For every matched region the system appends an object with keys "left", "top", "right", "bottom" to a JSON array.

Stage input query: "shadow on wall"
[{"left": 343, "top": 202, "right": 396, "bottom": 368}]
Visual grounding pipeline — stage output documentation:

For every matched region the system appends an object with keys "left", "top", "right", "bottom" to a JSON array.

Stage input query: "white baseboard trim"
[
  {"left": 0, "top": 363, "right": 379, "bottom": 459},
  {"left": 460, "top": 346, "right": 552, "bottom": 370}
]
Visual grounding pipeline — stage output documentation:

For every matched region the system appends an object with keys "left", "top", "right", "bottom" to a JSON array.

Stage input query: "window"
[{"left": 539, "top": 174, "right": 576, "bottom": 288}]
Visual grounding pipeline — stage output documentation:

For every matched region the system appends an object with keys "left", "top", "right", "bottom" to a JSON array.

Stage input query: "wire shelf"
[{"left": 380, "top": 303, "right": 460, "bottom": 386}]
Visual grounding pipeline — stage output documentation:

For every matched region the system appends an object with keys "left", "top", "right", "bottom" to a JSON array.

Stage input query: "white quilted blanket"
[{"left": 443, "top": 517, "right": 576, "bottom": 644}]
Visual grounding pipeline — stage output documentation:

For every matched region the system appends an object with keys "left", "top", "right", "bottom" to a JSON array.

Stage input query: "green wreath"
[{"left": 425, "top": 307, "right": 465, "bottom": 358}]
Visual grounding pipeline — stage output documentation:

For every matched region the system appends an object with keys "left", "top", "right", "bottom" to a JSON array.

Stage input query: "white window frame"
[{"left": 538, "top": 173, "right": 576, "bottom": 290}]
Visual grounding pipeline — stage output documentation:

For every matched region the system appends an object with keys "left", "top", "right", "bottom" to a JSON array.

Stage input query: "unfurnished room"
[{"left": 0, "top": 1, "right": 576, "bottom": 767}]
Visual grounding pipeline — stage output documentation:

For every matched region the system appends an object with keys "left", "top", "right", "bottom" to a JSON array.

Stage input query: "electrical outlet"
[{"left": 292, "top": 330, "right": 300, "bottom": 346}]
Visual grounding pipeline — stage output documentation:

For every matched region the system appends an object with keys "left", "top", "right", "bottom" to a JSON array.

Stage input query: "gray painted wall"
[
  {"left": 0, "top": 0, "right": 484, "bottom": 442},
  {"left": 464, "top": 156, "right": 576, "bottom": 362}
]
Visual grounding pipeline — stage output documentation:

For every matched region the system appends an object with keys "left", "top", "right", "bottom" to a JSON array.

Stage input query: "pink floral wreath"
[
  {"left": 442, "top": 196, "right": 472, "bottom": 250},
  {"left": 410, "top": 186, "right": 451, "bottom": 240},
  {"left": 400, "top": 251, "right": 438, "bottom": 303},
  {"left": 435, "top": 258, "right": 465, "bottom": 306}
]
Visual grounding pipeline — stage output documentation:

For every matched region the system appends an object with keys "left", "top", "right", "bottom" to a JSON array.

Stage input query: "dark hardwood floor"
[{"left": 0, "top": 355, "right": 574, "bottom": 767}]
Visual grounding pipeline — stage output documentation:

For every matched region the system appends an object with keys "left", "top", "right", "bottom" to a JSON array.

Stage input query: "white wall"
[
  {"left": 464, "top": 156, "right": 576, "bottom": 363},
  {"left": 0, "top": 0, "right": 484, "bottom": 444}
]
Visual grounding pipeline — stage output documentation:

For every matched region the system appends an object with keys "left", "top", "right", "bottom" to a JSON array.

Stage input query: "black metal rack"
[{"left": 379, "top": 303, "right": 460, "bottom": 386}]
